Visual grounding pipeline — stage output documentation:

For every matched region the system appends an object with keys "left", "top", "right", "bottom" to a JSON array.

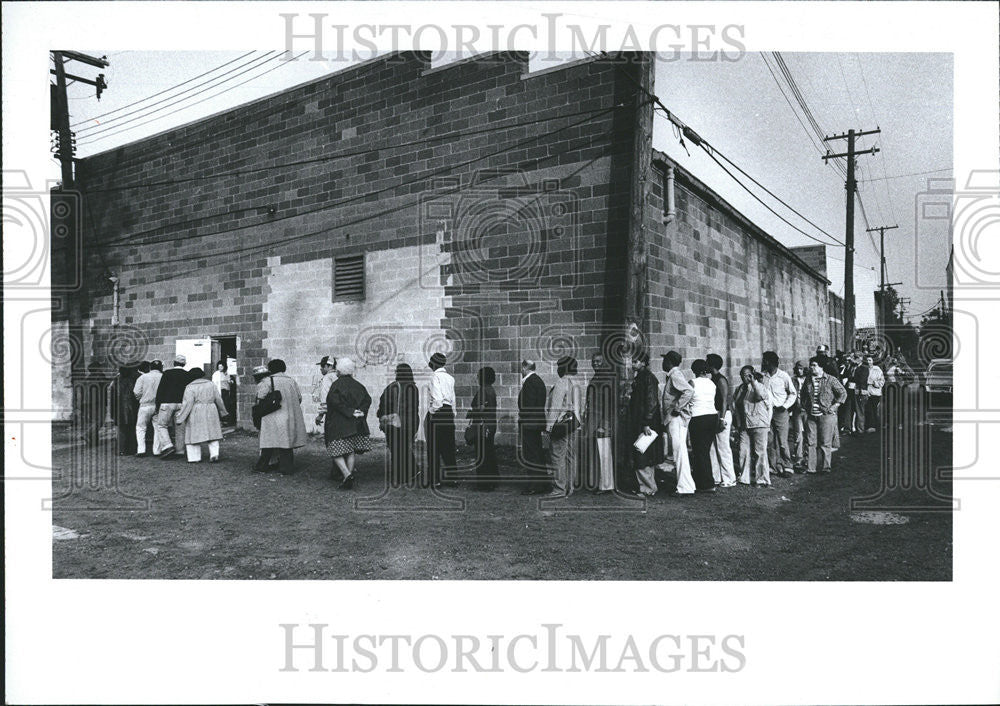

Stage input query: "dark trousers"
[
  {"left": 116, "top": 421, "right": 137, "bottom": 455},
  {"left": 851, "top": 391, "right": 867, "bottom": 432},
  {"left": 688, "top": 414, "right": 718, "bottom": 490},
  {"left": 426, "top": 406, "right": 457, "bottom": 486},
  {"left": 865, "top": 395, "right": 882, "bottom": 430},
  {"left": 474, "top": 427, "right": 498, "bottom": 485},
  {"left": 386, "top": 427, "right": 417, "bottom": 487},
  {"left": 519, "top": 425, "right": 549, "bottom": 491},
  {"left": 256, "top": 448, "right": 294, "bottom": 474}
]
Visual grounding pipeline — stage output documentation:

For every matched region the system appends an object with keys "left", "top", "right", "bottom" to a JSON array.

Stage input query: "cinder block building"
[{"left": 55, "top": 51, "right": 837, "bottom": 435}]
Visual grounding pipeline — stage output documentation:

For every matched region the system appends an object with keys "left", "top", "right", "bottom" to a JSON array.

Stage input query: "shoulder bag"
[
  {"left": 252, "top": 377, "right": 282, "bottom": 429},
  {"left": 379, "top": 382, "right": 403, "bottom": 433}
]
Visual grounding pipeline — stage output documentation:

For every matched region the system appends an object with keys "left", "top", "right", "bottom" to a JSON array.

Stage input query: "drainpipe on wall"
[
  {"left": 109, "top": 275, "right": 120, "bottom": 327},
  {"left": 663, "top": 165, "right": 677, "bottom": 225}
]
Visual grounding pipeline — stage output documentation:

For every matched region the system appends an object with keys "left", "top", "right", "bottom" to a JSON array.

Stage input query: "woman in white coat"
[{"left": 177, "top": 368, "right": 227, "bottom": 462}]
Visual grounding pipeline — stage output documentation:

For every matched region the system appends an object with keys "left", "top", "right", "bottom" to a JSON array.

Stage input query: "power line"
[
  {"left": 89, "top": 103, "right": 619, "bottom": 254},
  {"left": 78, "top": 52, "right": 285, "bottom": 143},
  {"left": 70, "top": 50, "right": 257, "bottom": 128},
  {"left": 859, "top": 167, "right": 952, "bottom": 182},
  {"left": 79, "top": 105, "right": 615, "bottom": 196},
  {"left": 86, "top": 104, "right": 621, "bottom": 247}
]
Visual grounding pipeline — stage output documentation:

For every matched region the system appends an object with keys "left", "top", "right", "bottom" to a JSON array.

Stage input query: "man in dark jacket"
[
  {"left": 109, "top": 365, "right": 140, "bottom": 455},
  {"left": 518, "top": 359, "right": 549, "bottom": 495},
  {"left": 849, "top": 354, "right": 870, "bottom": 435},
  {"left": 153, "top": 355, "right": 190, "bottom": 458}
]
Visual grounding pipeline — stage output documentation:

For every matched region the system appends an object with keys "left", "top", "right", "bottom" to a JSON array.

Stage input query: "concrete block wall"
[
  {"left": 74, "top": 52, "right": 638, "bottom": 431},
  {"left": 646, "top": 155, "right": 831, "bottom": 382}
]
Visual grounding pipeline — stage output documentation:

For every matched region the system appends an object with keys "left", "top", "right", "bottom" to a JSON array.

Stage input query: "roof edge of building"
[
  {"left": 651, "top": 148, "right": 832, "bottom": 288},
  {"left": 78, "top": 50, "right": 429, "bottom": 163}
]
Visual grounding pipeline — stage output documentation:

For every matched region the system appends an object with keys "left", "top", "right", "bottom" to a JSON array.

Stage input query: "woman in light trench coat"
[
  {"left": 176, "top": 368, "right": 228, "bottom": 462},
  {"left": 254, "top": 358, "right": 307, "bottom": 474}
]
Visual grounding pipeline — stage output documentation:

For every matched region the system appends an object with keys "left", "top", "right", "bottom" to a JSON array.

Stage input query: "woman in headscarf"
[
  {"left": 325, "top": 357, "right": 372, "bottom": 490},
  {"left": 176, "top": 368, "right": 227, "bottom": 462},
  {"left": 377, "top": 362, "right": 420, "bottom": 487},
  {"left": 468, "top": 366, "right": 499, "bottom": 491},
  {"left": 254, "top": 359, "right": 307, "bottom": 475}
]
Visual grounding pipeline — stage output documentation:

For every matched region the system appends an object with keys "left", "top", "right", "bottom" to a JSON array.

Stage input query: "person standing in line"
[
  {"left": 377, "top": 362, "right": 420, "bottom": 487},
  {"left": 839, "top": 353, "right": 857, "bottom": 433},
  {"left": 312, "top": 355, "right": 337, "bottom": 429},
  {"left": 790, "top": 361, "right": 809, "bottom": 470},
  {"left": 211, "top": 361, "right": 232, "bottom": 424},
  {"left": 627, "top": 350, "right": 661, "bottom": 496},
  {"left": 660, "top": 351, "right": 696, "bottom": 495},
  {"left": 134, "top": 360, "right": 162, "bottom": 457},
  {"left": 324, "top": 357, "right": 372, "bottom": 490},
  {"left": 584, "top": 352, "right": 617, "bottom": 494},
  {"left": 733, "top": 365, "right": 773, "bottom": 487},
  {"left": 109, "top": 365, "right": 140, "bottom": 456},
  {"left": 863, "top": 354, "right": 884, "bottom": 433},
  {"left": 153, "top": 355, "right": 190, "bottom": 459},
  {"left": 761, "top": 351, "right": 798, "bottom": 478},
  {"left": 706, "top": 354, "right": 737, "bottom": 488},
  {"left": 546, "top": 356, "right": 583, "bottom": 497},
  {"left": 801, "top": 357, "right": 848, "bottom": 474},
  {"left": 849, "top": 353, "right": 870, "bottom": 435},
  {"left": 254, "top": 358, "right": 307, "bottom": 475},
  {"left": 176, "top": 368, "right": 227, "bottom": 463},
  {"left": 687, "top": 359, "right": 721, "bottom": 493},
  {"left": 424, "top": 352, "right": 458, "bottom": 489},
  {"left": 468, "top": 366, "right": 499, "bottom": 491},
  {"left": 517, "top": 359, "right": 550, "bottom": 495}
]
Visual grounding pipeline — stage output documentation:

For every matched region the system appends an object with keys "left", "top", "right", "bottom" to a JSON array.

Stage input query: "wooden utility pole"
[
  {"left": 51, "top": 52, "right": 75, "bottom": 188},
  {"left": 823, "top": 128, "right": 880, "bottom": 352},
  {"left": 867, "top": 223, "right": 899, "bottom": 333}
]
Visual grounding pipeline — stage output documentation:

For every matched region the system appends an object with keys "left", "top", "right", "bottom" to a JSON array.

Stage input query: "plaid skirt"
[{"left": 326, "top": 434, "right": 372, "bottom": 457}]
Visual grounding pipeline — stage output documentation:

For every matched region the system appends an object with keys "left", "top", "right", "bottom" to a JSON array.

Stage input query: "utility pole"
[
  {"left": 867, "top": 223, "right": 899, "bottom": 334},
  {"left": 51, "top": 50, "right": 109, "bottom": 428},
  {"left": 823, "top": 128, "right": 880, "bottom": 352}
]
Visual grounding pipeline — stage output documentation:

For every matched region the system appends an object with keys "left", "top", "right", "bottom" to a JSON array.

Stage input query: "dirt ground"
[{"left": 51, "top": 423, "right": 952, "bottom": 581}]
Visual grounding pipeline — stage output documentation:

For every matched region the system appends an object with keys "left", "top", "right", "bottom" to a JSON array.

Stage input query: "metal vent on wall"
[{"left": 333, "top": 254, "right": 365, "bottom": 301}]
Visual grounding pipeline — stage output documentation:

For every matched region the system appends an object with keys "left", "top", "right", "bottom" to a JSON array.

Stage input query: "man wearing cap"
[
  {"left": 133, "top": 360, "right": 162, "bottom": 457},
  {"left": 424, "top": 352, "right": 458, "bottom": 488},
  {"left": 153, "top": 355, "right": 190, "bottom": 458},
  {"left": 312, "top": 355, "right": 337, "bottom": 427}
]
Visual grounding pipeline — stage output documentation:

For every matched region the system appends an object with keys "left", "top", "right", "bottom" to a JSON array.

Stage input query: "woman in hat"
[
  {"left": 324, "top": 357, "right": 372, "bottom": 489},
  {"left": 254, "top": 359, "right": 307, "bottom": 474},
  {"left": 177, "top": 368, "right": 228, "bottom": 462}
]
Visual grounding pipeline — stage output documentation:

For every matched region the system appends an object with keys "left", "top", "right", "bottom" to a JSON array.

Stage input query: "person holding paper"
[{"left": 628, "top": 350, "right": 661, "bottom": 496}]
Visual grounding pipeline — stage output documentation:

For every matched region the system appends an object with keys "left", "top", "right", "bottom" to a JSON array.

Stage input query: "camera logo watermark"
[{"left": 279, "top": 623, "right": 746, "bottom": 673}]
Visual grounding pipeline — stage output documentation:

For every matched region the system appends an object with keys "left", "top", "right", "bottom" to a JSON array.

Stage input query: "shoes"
[
  {"left": 756, "top": 481, "right": 772, "bottom": 488},
  {"left": 338, "top": 475, "right": 355, "bottom": 490},
  {"left": 209, "top": 457, "right": 219, "bottom": 463},
  {"left": 805, "top": 469, "right": 817, "bottom": 474},
  {"left": 137, "top": 452, "right": 149, "bottom": 458},
  {"left": 520, "top": 487, "right": 540, "bottom": 495},
  {"left": 160, "top": 446, "right": 176, "bottom": 459},
  {"left": 696, "top": 487, "right": 717, "bottom": 493},
  {"left": 719, "top": 482, "right": 737, "bottom": 488}
]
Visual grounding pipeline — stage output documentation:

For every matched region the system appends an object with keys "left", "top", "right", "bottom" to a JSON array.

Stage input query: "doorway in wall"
[{"left": 210, "top": 336, "right": 238, "bottom": 427}]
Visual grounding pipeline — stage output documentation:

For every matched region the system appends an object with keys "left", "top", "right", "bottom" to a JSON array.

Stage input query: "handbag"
[
  {"left": 464, "top": 424, "right": 478, "bottom": 446},
  {"left": 549, "top": 410, "right": 580, "bottom": 441},
  {"left": 252, "top": 377, "right": 282, "bottom": 429},
  {"left": 379, "top": 382, "right": 403, "bottom": 432}
]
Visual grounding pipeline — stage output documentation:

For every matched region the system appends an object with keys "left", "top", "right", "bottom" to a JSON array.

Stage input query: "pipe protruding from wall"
[{"left": 663, "top": 165, "right": 677, "bottom": 225}]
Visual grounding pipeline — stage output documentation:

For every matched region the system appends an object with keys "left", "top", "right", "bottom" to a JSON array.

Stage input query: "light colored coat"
[
  {"left": 733, "top": 380, "right": 773, "bottom": 430},
  {"left": 177, "top": 378, "right": 227, "bottom": 444},
  {"left": 256, "top": 373, "right": 307, "bottom": 449}
]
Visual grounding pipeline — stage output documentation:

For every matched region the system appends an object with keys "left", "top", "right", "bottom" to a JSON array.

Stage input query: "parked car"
[{"left": 924, "top": 358, "right": 953, "bottom": 395}]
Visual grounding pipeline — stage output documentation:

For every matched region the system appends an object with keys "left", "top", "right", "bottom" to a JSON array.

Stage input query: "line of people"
[{"left": 112, "top": 355, "right": 229, "bottom": 462}]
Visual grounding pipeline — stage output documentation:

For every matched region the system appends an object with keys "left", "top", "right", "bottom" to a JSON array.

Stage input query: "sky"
[{"left": 58, "top": 50, "right": 952, "bottom": 326}]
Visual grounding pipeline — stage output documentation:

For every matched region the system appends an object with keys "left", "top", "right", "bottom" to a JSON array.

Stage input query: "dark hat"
[
  {"left": 317, "top": 355, "right": 333, "bottom": 367},
  {"left": 429, "top": 352, "right": 447, "bottom": 368}
]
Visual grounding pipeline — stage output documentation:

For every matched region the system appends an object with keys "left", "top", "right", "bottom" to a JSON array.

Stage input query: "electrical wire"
[
  {"left": 70, "top": 51, "right": 257, "bottom": 128},
  {"left": 87, "top": 104, "right": 622, "bottom": 248},
  {"left": 859, "top": 167, "right": 952, "bottom": 182},
  {"left": 88, "top": 103, "right": 619, "bottom": 253}
]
